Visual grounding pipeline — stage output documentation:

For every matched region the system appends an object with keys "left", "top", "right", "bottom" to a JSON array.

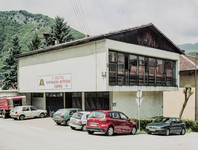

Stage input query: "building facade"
[{"left": 16, "top": 23, "right": 183, "bottom": 118}]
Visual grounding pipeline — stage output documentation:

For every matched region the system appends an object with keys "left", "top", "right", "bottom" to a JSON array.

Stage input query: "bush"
[
  {"left": 191, "top": 121, "right": 198, "bottom": 132},
  {"left": 182, "top": 119, "right": 195, "bottom": 129},
  {"left": 131, "top": 118, "right": 198, "bottom": 132},
  {"left": 131, "top": 118, "right": 155, "bottom": 130}
]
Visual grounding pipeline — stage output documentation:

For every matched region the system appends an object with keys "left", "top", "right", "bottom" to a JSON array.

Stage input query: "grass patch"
[
  {"left": 137, "top": 130, "right": 147, "bottom": 134},
  {"left": 186, "top": 128, "right": 192, "bottom": 133}
]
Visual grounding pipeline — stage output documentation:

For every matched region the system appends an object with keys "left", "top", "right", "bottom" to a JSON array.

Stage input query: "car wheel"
[
  {"left": 56, "top": 122, "right": 61, "bottom": 125},
  {"left": 88, "top": 131, "right": 94, "bottom": 134},
  {"left": 165, "top": 129, "right": 170, "bottom": 136},
  {"left": 131, "top": 126, "right": 137, "bottom": 135},
  {"left": 70, "top": 126, "right": 75, "bottom": 130},
  {"left": 81, "top": 125, "right": 87, "bottom": 131},
  {"left": 65, "top": 120, "right": 69, "bottom": 126},
  {"left": 106, "top": 126, "right": 114, "bottom": 136},
  {"left": 19, "top": 115, "right": 25, "bottom": 120},
  {"left": 39, "top": 113, "right": 45, "bottom": 118},
  {"left": 2, "top": 111, "right": 6, "bottom": 119},
  {"left": 180, "top": 128, "right": 186, "bottom": 135}
]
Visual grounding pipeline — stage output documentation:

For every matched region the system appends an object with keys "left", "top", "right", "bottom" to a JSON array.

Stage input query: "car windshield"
[
  {"left": 72, "top": 112, "right": 83, "bottom": 119},
  {"left": 55, "top": 109, "right": 66, "bottom": 114},
  {"left": 154, "top": 117, "right": 171, "bottom": 123},
  {"left": 89, "top": 112, "right": 105, "bottom": 118}
]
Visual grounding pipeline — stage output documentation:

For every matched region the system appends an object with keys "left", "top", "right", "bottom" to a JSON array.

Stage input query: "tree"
[
  {"left": 179, "top": 84, "right": 194, "bottom": 119},
  {"left": 1, "top": 35, "right": 21, "bottom": 90},
  {"left": 28, "top": 32, "right": 42, "bottom": 51},
  {"left": 48, "top": 16, "right": 74, "bottom": 45}
]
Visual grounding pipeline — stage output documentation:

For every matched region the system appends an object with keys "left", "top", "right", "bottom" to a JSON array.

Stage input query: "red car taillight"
[
  {"left": 61, "top": 115, "right": 64, "bottom": 118},
  {"left": 78, "top": 120, "right": 82, "bottom": 124},
  {"left": 15, "top": 112, "right": 17, "bottom": 114}
]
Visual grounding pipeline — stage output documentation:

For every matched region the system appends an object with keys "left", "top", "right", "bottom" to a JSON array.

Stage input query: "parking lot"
[{"left": 0, "top": 116, "right": 198, "bottom": 150}]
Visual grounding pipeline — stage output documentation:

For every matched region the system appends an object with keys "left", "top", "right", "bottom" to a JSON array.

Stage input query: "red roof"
[{"left": 180, "top": 54, "right": 198, "bottom": 71}]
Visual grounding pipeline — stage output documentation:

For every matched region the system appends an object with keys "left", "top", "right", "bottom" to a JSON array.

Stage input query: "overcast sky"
[{"left": 1, "top": 0, "right": 198, "bottom": 45}]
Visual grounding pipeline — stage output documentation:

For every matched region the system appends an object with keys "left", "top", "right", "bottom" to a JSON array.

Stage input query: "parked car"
[
  {"left": 53, "top": 108, "right": 82, "bottom": 126},
  {"left": 86, "top": 110, "right": 137, "bottom": 136},
  {"left": 69, "top": 111, "right": 90, "bottom": 131},
  {"left": 10, "top": 105, "right": 47, "bottom": 120},
  {"left": 145, "top": 117, "right": 186, "bottom": 136},
  {"left": 0, "top": 96, "right": 26, "bottom": 119}
]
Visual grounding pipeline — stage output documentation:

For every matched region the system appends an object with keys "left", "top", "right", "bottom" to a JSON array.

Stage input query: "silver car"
[
  {"left": 69, "top": 111, "right": 90, "bottom": 131},
  {"left": 10, "top": 105, "right": 47, "bottom": 120}
]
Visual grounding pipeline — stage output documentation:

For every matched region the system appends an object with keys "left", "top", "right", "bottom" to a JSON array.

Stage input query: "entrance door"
[
  {"left": 46, "top": 93, "right": 64, "bottom": 117},
  {"left": 85, "top": 92, "right": 109, "bottom": 111},
  {"left": 65, "top": 92, "right": 82, "bottom": 109}
]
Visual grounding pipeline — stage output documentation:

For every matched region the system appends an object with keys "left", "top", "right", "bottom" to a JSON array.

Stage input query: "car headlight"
[{"left": 146, "top": 126, "right": 149, "bottom": 129}]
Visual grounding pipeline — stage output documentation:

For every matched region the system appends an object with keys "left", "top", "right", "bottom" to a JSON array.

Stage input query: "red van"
[
  {"left": 0, "top": 96, "right": 26, "bottom": 119},
  {"left": 86, "top": 110, "right": 137, "bottom": 136}
]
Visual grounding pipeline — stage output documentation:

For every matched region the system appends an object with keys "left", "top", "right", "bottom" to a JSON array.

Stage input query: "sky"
[{"left": 1, "top": 0, "right": 198, "bottom": 45}]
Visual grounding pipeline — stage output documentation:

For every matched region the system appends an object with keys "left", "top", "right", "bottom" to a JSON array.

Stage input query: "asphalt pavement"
[{"left": 0, "top": 116, "right": 198, "bottom": 150}]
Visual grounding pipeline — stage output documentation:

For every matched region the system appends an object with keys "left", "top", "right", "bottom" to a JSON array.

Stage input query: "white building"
[{"left": 15, "top": 23, "right": 183, "bottom": 118}]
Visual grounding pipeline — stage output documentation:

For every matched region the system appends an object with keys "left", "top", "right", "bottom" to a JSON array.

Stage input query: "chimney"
[
  {"left": 55, "top": 40, "right": 59, "bottom": 45},
  {"left": 85, "top": 35, "right": 90, "bottom": 38}
]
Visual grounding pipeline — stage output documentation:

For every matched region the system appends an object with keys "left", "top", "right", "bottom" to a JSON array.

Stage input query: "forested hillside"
[{"left": 0, "top": 10, "right": 85, "bottom": 72}]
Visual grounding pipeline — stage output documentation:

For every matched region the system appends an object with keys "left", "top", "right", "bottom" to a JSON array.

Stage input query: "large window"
[{"left": 109, "top": 50, "right": 177, "bottom": 87}]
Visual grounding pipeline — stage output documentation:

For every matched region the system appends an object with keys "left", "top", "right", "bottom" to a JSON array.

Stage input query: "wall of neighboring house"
[
  {"left": 112, "top": 91, "right": 163, "bottom": 118},
  {"left": 164, "top": 70, "right": 197, "bottom": 120},
  {"left": 164, "top": 88, "right": 195, "bottom": 120}
]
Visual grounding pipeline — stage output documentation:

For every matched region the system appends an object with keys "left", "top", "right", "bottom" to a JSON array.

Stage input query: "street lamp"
[{"left": 195, "top": 53, "right": 198, "bottom": 121}]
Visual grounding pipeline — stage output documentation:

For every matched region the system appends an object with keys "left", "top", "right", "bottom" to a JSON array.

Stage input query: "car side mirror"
[{"left": 51, "top": 111, "right": 55, "bottom": 115}]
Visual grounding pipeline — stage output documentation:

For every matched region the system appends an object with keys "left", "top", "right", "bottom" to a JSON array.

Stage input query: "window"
[
  {"left": 129, "top": 55, "right": 138, "bottom": 85},
  {"left": 30, "top": 107, "right": 37, "bottom": 111},
  {"left": 119, "top": 113, "right": 128, "bottom": 120},
  {"left": 33, "top": 93, "right": 43, "bottom": 97},
  {"left": 69, "top": 110, "right": 77, "bottom": 115},
  {"left": 108, "top": 50, "right": 177, "bottom": 87},
  {"left": 22, "top": 107, "right": 30, "bottom": 111},
  {"left": 109, "top": 112, "right": 120, "bottom": 119},
  {"left": 117, "top": 53, "right": 125, "bottom": 85},
  {"left": 176, "top": 118, "right": 182, "bottom": 123}
]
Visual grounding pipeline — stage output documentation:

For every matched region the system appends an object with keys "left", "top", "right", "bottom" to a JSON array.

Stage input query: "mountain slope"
[
  {"left": 0, "top": 10, "right": 84, "bottom": 53},
  {"left": 0, "top": 10, "right": 85, "bottom": 72},
  {"left": 177, "top": 42, "right": 198, "bottom": 56}
]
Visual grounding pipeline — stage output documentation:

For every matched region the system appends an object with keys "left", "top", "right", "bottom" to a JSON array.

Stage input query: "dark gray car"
[
  {"left": 145, "top": 117, "right": 186, "bottom": 136},
  {"left": 53, "top": 108, "right": 82, "bottom": 125}
]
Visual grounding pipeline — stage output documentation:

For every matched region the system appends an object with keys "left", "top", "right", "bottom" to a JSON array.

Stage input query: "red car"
[{"left": 86, "top": 110, "right": 137, "bottom": 136}]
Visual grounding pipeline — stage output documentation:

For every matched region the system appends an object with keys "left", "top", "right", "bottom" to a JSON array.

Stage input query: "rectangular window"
[
  {"left": 108, "top": 50, "right": 177, "bottom": 87},
  {"left": 117, "top": 53, "right": 125, "bottom": 85},
  {"left": 129, "top": 55, "right": 138, "bottom": 85}
]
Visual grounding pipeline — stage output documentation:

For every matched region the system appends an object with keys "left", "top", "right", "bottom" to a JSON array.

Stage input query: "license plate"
[
  {"left": 90, "top": 123, "right": 98, "bottom": 126},
  {"left": 149, "top": 129, "right": 155, "bottom": 132}
]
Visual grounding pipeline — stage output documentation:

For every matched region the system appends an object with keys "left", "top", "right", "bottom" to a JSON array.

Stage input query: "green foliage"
[
  {"left": 1, "top": 35, "right": 21, "bottom": 90},
  {"left": 0, "top": 10, "right": 85, "bottom": 74},
  {"left": 182, "top": 119, "right": 195, "bottom": 129},
  {"left": 48, "top": 16, "right": 74, "bottom": 45},
  {"left": 131, "top": 118, "right": 156, "bottom": 130},
  {"left": 28, "top": 32, "right": 42, "bottom": 51}
]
